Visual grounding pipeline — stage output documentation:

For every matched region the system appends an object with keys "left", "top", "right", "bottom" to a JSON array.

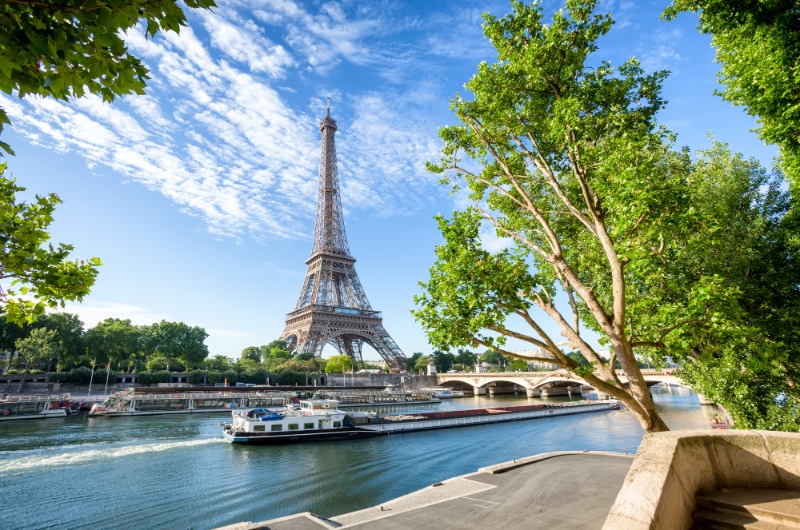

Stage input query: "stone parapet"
[{"left": 602, "top": 430, "right": 800, "bottom": 530}]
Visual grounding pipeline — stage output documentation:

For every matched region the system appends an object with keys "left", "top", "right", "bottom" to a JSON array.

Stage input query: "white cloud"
[
  {"left": 1, "top": 1, "right": 449, "bottom": 243},
  {"left": 57, "top": 301, "right": 169, "bottom": 328}
]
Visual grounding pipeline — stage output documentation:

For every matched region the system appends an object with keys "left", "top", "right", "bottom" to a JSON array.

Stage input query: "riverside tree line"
[{"left": 1, "top": 0, "right": 798, "bottom": 432}]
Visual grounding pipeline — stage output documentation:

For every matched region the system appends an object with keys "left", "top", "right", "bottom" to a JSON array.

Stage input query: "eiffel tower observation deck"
[{"left": 280, "top": 105, "right": 407, "bottom": 370}]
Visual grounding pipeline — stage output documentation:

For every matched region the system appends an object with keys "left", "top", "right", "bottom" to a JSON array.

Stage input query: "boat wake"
[{"left": 0, "top": 438, "right": 225, "bottom": 476}]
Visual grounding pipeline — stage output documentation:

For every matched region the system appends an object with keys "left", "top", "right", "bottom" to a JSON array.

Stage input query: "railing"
[{"left": 285, "top": 305, "right": 382, "bottom": 319}]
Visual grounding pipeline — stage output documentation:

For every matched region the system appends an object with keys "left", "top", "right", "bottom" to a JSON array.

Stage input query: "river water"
[{"left": 0, "top": 386, "right": 711, "bottom": 530}]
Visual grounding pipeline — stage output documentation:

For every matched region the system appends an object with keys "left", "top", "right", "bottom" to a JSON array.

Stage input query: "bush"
[
  {"left": 153, "top": 370, "right": 173, "bottom": 384},
  {"left": 206, "top": 371, "right": 223, "bottom": 384},
  {"left": 69, "top": 366, "right": 93, "bottom": 384},
  {"left": 277, "top": 368, "right": 305, "bottom": 386},
  {"left": 50, "top": 371, "right": 69, "bottom": 383},
  {"left": 94, "top": 369, "right": 118, "bottom": 386},
  {"left": 222, "top": 370, "right": 238, "bottom": 385},
  {"left": 187, "top": 370, "right": 206, "bottom": 385},
  {"left": 239, "top": 368, "right": 267, "bottom": 385},
  {"left": 135, "top": 372, "right": 154, "bottom": 386}
]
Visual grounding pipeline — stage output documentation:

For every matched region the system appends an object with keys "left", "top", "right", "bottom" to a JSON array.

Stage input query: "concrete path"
[{"left": 218, "top": 451, "right": 633, "bottom": 530}]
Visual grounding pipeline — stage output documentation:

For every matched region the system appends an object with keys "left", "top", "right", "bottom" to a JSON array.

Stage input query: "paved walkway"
[{"left": 218, "top": 451, "right": 633, "bottom": 530}]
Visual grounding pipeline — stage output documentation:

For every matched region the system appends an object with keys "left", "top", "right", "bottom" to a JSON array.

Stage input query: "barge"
[{"left": 221, "top": 399, "right": 619, "bottom": 444}]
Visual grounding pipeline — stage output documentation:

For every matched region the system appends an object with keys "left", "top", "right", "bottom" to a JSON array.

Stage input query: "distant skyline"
[{"left": 0, "top": 0, "right": 778, "bottom": 360}]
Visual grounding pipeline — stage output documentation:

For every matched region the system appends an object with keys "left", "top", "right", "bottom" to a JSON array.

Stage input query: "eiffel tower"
[{"left": 280, "top": 105, "right": 408, "bottom": 370}]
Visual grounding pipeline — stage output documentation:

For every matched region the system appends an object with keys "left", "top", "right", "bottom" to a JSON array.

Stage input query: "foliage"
[
  {"left": 324, "top": 355, "right": 353, "bottom": 373},
  {"left": 206, "top": 355, "right": 232, "bottom": 372},
  {"left": 15, "top": 327, "right": 61, "bottom": 378},
  {"left": 431, "top": 351, "right": 456, "bottom": 372},
  {"left": 658, "top": 142, "right": 800, "bottom": 431},
  {"left": 664, "top": 0, "right": 800, "bottom": 190},
  {"left": 31, "top": 312, "right": 84, "bottom": 370},
  {"left": 187, "top": 370, "right": 207, "bottom": 385},
  {"left": 413, "top": 0, "right": 697, "bottom": 432},
  {"left": 507, "top": 358, "right": 528, "bottom": 371},
  {"left": 16, "top": 328, "right": 61, "bottom": 392},
  {"left": 0, "top": 167, "right": 101, "bottom": 324},
  {"left": 480, "top": 350, "right": 506, "bottom": 366},
  {"left": 276, "top": 368, "right": 305, "bottom": 386},
  {"left": 146, "top": 320, "right": 208, "bottom": 371},
  {"left": 454, "top": 349, "right": 477, "bottom": 368},
  {"left": 0, "top": 0, "right": 216, "bottom": 154},
  {"left": 413, "top": 355, "right": 430, "bottom": 373},
  {"left": 407, "top": 352, "right": 423, "bottom": 371},
  {"left": 84, "top": 318, "right": 139, "bottom": 370},
  {"left": 567, "top": 351, "right": 590, "bottom": 367},
  {"left": 67, "top": 365, "right": 92, "bottom": 384},
  {"left": 241, "top": 346, "right": 261, "bottom": 363},
  {"left": 221, "top": 369, "right": 238, "bottom": 385}
]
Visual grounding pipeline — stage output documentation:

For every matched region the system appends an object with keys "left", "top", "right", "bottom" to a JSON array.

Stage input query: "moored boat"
[
  {"left": 221, "top": 398, "right": 381, "bottom": 444},
  {"left": 420, "top": 387, "right": 465, "bottom": 399},
  {"left": 0, "top": 395, "right": 74, "bottom": 421}
]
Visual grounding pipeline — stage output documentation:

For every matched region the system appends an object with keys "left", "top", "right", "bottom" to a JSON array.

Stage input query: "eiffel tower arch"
[{"left": 280, "top": 106, "right": 407, "bottom": 370}]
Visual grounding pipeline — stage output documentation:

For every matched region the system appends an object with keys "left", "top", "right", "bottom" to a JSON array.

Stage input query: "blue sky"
[{"left": 0, "top": 0, "right": 778, "bottom": 361}]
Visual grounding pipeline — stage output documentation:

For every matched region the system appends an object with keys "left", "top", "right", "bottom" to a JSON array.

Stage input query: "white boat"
[
  {"left": 0, "top": 396, "right": 72, "bottom": 421},
  {"left": 221, "top": 398, "right": 381, "bottom": 444},
  {"left": 421, "top": 387, "right": 465, "bottom": 399}
]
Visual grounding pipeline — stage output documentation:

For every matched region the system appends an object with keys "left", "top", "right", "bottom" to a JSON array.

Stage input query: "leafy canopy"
[
  {"left": 0, "top": 0, "right": 216, "bottom": 154},
  {"left": 0, "top": 164, "right": 101, "bottom": 325},
  {"left": 664, "top": 0, "right": 800, "bottom": 190}
]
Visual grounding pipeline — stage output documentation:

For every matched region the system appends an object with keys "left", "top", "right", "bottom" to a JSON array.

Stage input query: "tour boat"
[{"left": 221, "top": 398, "right": 381, "bottom": 444}]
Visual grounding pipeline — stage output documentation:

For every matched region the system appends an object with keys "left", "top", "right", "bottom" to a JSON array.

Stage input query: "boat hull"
[{"left": 222, "top": 427, "right": 384, "bottom": 445}]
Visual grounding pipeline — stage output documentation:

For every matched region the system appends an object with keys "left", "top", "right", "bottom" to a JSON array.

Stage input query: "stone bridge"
[{"left": 435, "top": 369, "right": 686, "bottom": 397}]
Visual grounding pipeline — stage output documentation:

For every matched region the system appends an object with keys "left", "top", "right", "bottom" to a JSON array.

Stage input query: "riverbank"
[{"left": 218, "top": 451, "right": 634, "bottom": 530}]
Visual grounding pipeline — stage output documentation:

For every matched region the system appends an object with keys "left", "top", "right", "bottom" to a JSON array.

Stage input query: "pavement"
[{"left": 217, "top": 451, "right": 633, "bottom": 530}]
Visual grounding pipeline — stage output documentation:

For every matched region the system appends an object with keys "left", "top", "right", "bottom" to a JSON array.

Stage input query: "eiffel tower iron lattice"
[{"left": 280, "top": 106, "right": 408, "bottom": 370}]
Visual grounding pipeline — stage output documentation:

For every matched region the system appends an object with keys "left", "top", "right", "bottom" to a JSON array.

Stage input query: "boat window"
[
  {"left": 304, "top": 423, "right": 314, "bottom": 429},
  {"left": 288, "top": 424, "right": 299, "bottom": 431},
  {"left": 254, "top": 425, "right": 265, "bottom": 432},
  {"left": 271, "top": 424, "right": 282, "bottom": 432},
  {"left": 333, "top": 421, "right": 342, "bottom": 428}
]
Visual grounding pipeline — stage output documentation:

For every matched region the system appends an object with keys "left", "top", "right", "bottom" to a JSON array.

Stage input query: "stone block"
[
  {"left": 707, "top": 431, "right": 779, "bottom": 488},
  {"left": 760, "top": 430, "right": 800, "bottom": 489}
]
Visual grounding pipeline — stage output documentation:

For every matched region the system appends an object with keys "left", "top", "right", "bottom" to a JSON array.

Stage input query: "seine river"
[{"left": 0, "top": 386, "right": 711, "bottom": 530}]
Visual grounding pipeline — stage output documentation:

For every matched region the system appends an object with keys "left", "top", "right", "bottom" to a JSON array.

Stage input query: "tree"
[
  {"left": 455, "top": 349, "right": 477, "bottom": 369},
  {"left": 0, "top": 0, "right": 216, "bottom": 154},
  {"left": 431, "top": 350, "right": 456, "bottom": 372},
  {"left": 413, "top": 0, "right": 705, "bottom": 432},
  {"left": 15, "top": 327, "right": 60, "bottom": 391},
  {"left": 0, "top": 167, "right": 101, "bottom": 325},
  {"left": 84, "top": 318, "right": 140, "bottom": 371},
  {"left": 241, "top": 346, "right": 261, "bottom": 363},
  {"left": 664, "top": 1, "right": 800, "bottom": 191},
  {"left": 413, "top": 355, "right": 430, "bottom": 374},
  {"left": 206, "top": 355, "right": 232, "bottom": 372},
  {"left": 660, "top": 142, "right": 800, "bottom": 430},
  {"left": 324, "top": 355, "right": 352, "bottom": 373},
  {"left": 407, "top": 352, "right": 424, "bottom": 372},
  {"left": 148, "top": 320, "right": 208, "bottom": 371},
  {"left": 32, "top": 312, "right": 84, "bottom": 370},
  {"left": 480, "top": 350, "right": 506, "bottom": 367}
]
